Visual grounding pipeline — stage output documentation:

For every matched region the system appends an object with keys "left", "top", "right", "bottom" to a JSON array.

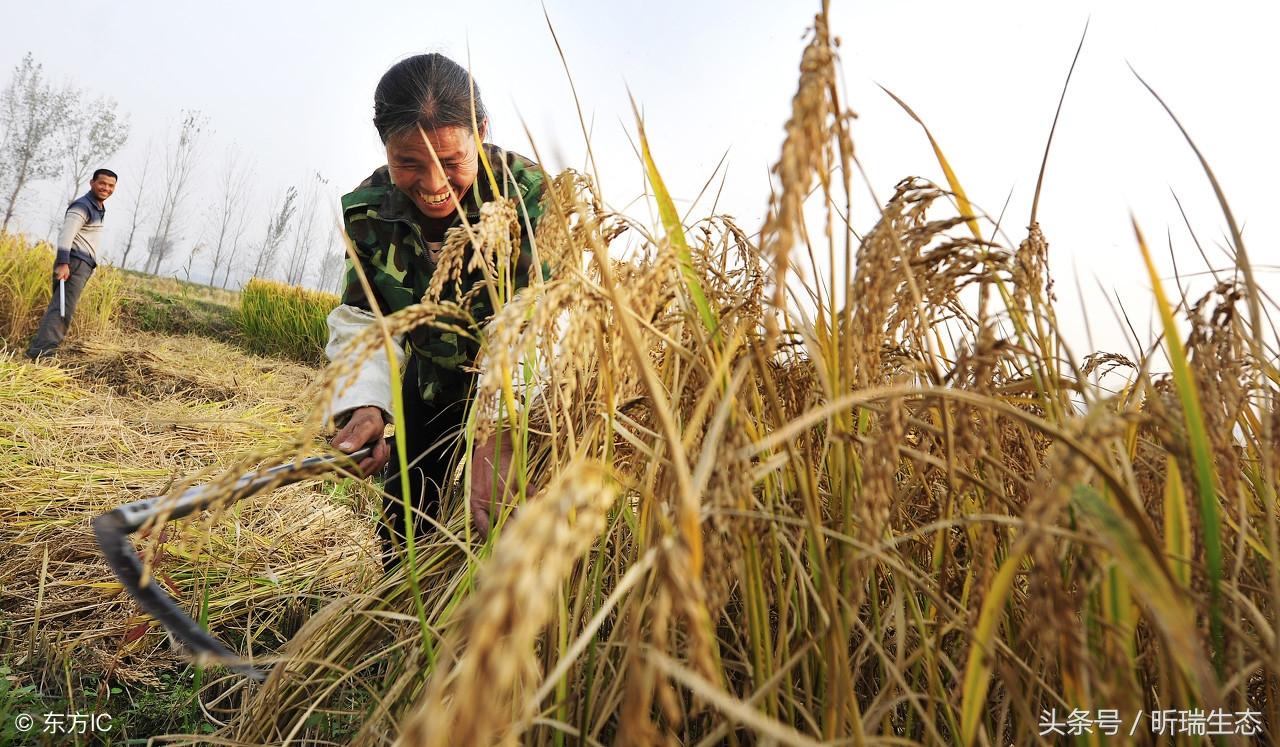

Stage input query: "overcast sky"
[{"left": 2, "top": 0, "right": 1276, "bottom": 358}]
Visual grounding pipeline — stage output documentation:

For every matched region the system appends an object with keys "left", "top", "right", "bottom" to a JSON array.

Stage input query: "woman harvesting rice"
[{"left": 326, "top": 53, "right": 545, "bottom": 561}]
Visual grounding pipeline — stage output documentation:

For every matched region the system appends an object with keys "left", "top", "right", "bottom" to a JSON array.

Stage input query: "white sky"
[{"left": 2, "top": 0, "right": 1276, "bottom": 359}]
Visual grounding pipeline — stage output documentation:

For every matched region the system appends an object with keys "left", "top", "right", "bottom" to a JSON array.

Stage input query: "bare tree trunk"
[
  {"left": 315, "top": 226, "right": 343, "bottom": 293},
  {"left": 0, "top": 151, "right": 33, "bottom": 233},
  {"left": 0, "top": 169, "right": 27, "bottom": 233},
  {"left": 220, "top": 261, "right": 237, "bottom": 290},
  {"left": 207, "top": 146, "right": 252, "bottom": 287},
  {"left": 144, "top": 111, "right": 205, "bottom": 275},
  {"left": 288, "top": 172, "right": 330, "bottom": 286},
  {"left": 118, "top": 146, "right": 153, "bottom": 270},
  {"left": 44, "top": 198, "right": 65, "bottom": 243},
  {"left": 251, "top": 185, "right": 297, "bottom": 281},
  {"left": 218, "top": 231, "right": 248, "bottom": 290}
]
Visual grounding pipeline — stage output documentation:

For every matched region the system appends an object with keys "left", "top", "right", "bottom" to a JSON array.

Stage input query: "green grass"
[
  {"left": 122, "top": 283, "right": 239, "bottom": 339},
  {"left": 0, "top": 653, "right": 214, "bottom": 744}
]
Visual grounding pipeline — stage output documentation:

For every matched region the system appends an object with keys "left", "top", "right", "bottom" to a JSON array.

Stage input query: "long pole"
[{"left": 59, "top": 278, "right": 65, "bottom": 317}]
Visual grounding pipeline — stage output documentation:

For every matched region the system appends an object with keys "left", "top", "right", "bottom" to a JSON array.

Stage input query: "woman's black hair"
[{"left": 373, "top": 53, "right": 487, "bottom": 144}]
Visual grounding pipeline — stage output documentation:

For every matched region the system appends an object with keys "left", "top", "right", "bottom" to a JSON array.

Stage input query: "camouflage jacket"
[{"left": 333, "top": 144, "right": 546, "bottom": 408}]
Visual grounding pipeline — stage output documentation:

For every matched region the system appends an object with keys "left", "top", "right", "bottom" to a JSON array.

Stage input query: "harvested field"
[{"left": 0, "top": 328, "right": 380, "bottom": 739}]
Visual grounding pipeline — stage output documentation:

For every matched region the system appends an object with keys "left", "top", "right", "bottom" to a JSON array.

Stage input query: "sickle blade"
[
  {"left": 92, "top": 447, "right": 372, "bottom": 680},
  {"left": 93, "top": 510, "right": 265, "bottom": 680}
]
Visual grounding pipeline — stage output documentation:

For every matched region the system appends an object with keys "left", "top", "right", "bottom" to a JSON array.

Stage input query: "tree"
[
  {"left": 61, "top": 95, "right": 130, "bottom": 202},
  {"left": 207, "top": 146, "right": 254, "bottom": 289},
  {"left": 315, "top": 225, "right": 345, "bottom": 294},
  {"left": 117, "top": 145, "right": 154, "bottom": 270},
  {"left": 145, "top": 235, "right": 174, "bottom": 272},
  {"left": 44, "top": 97, "right": 131, "bottom": 241},
  {"left": 0, "top": 53, "right": 75, "bottom": 233},
  {"left": 144, "top": 110, "right": 206, "bottom": 274},
  {"left": 250, "top": 185, "right": 297, "bottom": 280},
  {"left": 283, "top": 171, "right": 328, "bottom": 286}
]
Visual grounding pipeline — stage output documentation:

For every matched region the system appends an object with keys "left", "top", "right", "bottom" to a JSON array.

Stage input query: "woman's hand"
[
  {"left": 54, "top": 263, "right": 70, "bottom": 281},
  {"left": 332, "top": 406, "right": 390, "bottom": 476},
  {"left": 470, "top": 432, "right": 516, "bottom": 539}
]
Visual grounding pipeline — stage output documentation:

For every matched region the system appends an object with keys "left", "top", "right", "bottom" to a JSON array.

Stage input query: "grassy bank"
[{"left": 116, "top": 269, "right": 241, "bottom": 340}]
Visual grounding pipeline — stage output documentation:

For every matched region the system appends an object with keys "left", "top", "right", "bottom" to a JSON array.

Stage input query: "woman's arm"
[{"left": 325, "top": 303, "right": 405, "bottom": 476}]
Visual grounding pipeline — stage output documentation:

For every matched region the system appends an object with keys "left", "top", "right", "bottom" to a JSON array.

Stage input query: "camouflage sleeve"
[
  {"left": 499, "top": 150, "right": 548, "bottom": 291},
  {"left": 339, "top": 209, "right": 391, "bottom": 313},
  {"left": 339, "top": 169, "right": 418, "bottom": 315}
]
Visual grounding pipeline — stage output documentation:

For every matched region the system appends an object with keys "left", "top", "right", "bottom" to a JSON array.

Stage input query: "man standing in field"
[{"left": 25, "top": 168, "right": 117, "bottom": 359}]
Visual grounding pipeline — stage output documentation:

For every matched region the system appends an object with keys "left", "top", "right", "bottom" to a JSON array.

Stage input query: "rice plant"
[
  {"left": 205, "top": 8, "right": 1277, "bottom": 745},
  {"left": 238, "top": 277, "right": 339, "bottom": 364},
  {"left": 1, "top": 5, "right": 1275, "bottom": 745},
  {"left": 0, "top": 233, "right": 124, "bottom": 344}
]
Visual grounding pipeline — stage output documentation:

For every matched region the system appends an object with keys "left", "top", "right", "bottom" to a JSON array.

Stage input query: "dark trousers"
[
  {"left": 26, "top": 257, "right": 94, "bottom": 358},
  {"left": 378, "top": 355, "right": 474, "bottom": 566}
]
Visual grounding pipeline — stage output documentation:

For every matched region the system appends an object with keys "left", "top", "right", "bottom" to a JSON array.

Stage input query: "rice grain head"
[{"left": 397, "top": 461, "right": 618, "bottom": 747}]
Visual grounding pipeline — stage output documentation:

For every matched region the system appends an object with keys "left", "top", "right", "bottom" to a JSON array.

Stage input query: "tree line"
[{"left": 0, "top": 52, "right": 346, "bottom": 293}]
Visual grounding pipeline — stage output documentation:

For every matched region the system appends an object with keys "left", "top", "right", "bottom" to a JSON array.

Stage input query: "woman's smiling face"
[{"left": 385, "top": 124, "right": 484, "bottom": 219}]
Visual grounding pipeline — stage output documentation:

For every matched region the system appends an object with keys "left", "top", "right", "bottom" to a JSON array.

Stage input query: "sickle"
[{"left": 92, "top": 447, "right": 373, "bottom": 680}]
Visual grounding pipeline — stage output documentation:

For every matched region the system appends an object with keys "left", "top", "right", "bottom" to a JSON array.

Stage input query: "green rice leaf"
[
  {"left": 633, "top": 111, "right": 719, "bottom": 341},
  {"left": 1133, "top": 217, "right": 1224, "bottom": 672}
]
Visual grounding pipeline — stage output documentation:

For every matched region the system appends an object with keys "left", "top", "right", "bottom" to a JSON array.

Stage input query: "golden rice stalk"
[
  {"left": 0, "top": 325, "right": 376, "bottom": 700},
  {"left": 396, "top": 461, "right": 617, "bottom": 747},
  {"left": 759, "top": 1, "right": 846, "bottom": 348},
  {"left": 0, "top": 233, "right": 124, "bottom": 343}
]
